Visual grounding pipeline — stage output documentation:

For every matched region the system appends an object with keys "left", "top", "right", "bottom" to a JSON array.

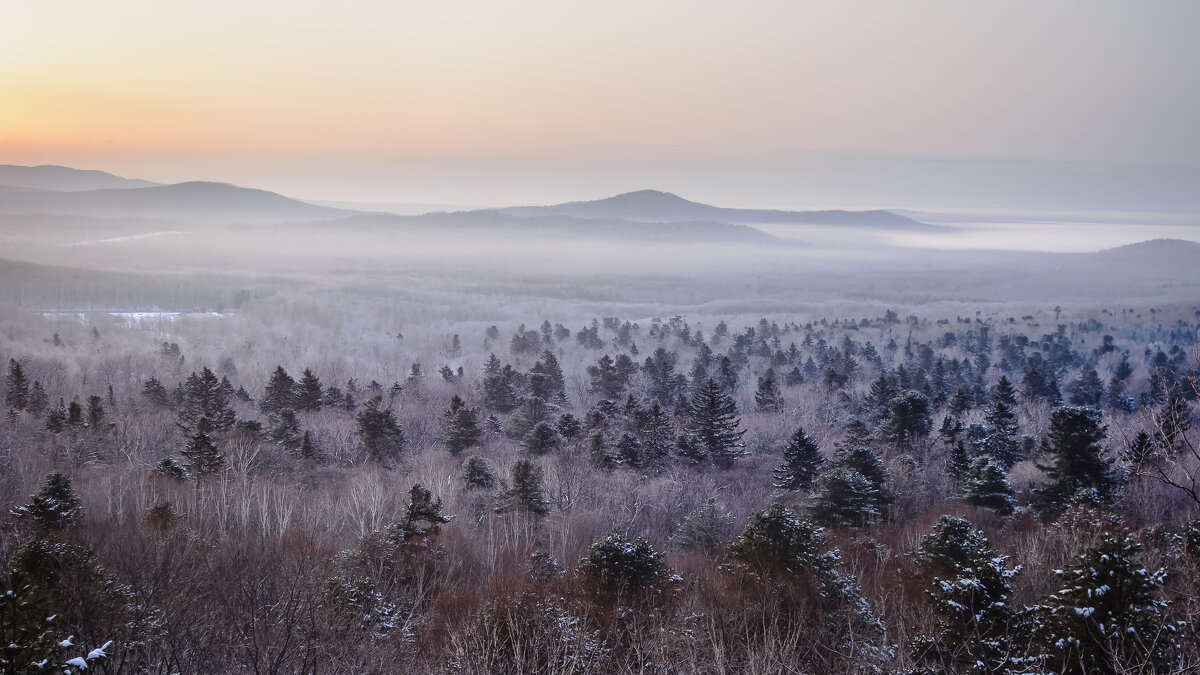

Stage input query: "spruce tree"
[
  {"left": 1039, "top": 531, "right": 1180, "bottom": 674},
  {"left": 461, "top": 455, "right": 496, "bottom": 490},
  {"left": 11, "top": 472, "right": 81, "bottom": 531},
  {"left": 587, "top": 354, "right": 628, "bottom": 399},
  {"left": 522, "top": 421, "right": 563, "bottom": 456},
  {"left": 983, "top": 375, "right": 1022, "bottom": 468},
  {"left": 441, "top": 395, "right": 482, "bottom": 456},
  {"left": 808, "top": 466, "right": 884, "bottom": 528},
  {"left": 961, "top": 457, "right": 1016, "bottom": 515},
  {"left": 1154, "top": 387, "right": 1192, "bottom": 452},
  {"left": 577, "top": 531, "right": 668, "bottom": 595},
  {"left": 634, "top": 401, "right": 674, "bottom": 469},
  {"left": 506, "top": 396, "right": 551, "bottom": 440},
  {"left": 881, "top": 390, "right": 933, "bottom": 449},
  {"left": 85, "top": 394, "right": 105, "bottom": 428},
  {"left": 5, "top": 358, "right": 29, "bottom": 413},
  {"left": 686, "top": 378, "right": 747, "bottom": 468},
  {"left": 1036, "top": 406, "right": 1119, "bottom": 513},
  {"left": 399, "top": 484, "right": 452, "bottom": 539},
  {"left": 1067, "top": 365, "right": 1105, "bottom": 408},
  {"left": 182, "top": 418, "right": 224, "bottom": 477},
  {"left": 261, "top": 366, "right": 297, "bottom": 415},
  {"left": 643, "top": 347, "right": 683, "bottom": 406},
  {"left": 1124, "top": 429, "right": 1155, "bottom": 464},
  {"left": 355, "top": 395, "right": 405, "bottom": 463},
  {"left": 531, "top": 350, "right": 567, "bottom": 403},
  {"left": 178, "top": 367, "right": 235, "bottom": 434},
  {"left": 672, "top": 497, "right": 732, "bottom": 550},
  {"left": 142, "top": 377, "right": 171, "bottom": 408},
  {"left": 754, "top": 367, "right": 782, "bottom": 413},
  {"left": 298, "top": 430, "right": 317, "bottom": 461},
  {"left": 295, "top": 368, "right": 324, "bottom": 412},
  {"left": 500, "top": 458, "right": 550, "bottom": 517},
  {"left": 27, "top": 381, "right": 48, "bottom": 417},
  {"left": 773, "top": 426, "right": 824, "bottom": 491}
]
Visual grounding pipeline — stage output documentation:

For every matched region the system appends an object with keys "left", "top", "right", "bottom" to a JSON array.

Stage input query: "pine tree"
[
  {"left": 506, "top": 396, "right": 551, "bottom": 440},
  {"left": 910, "top": 516, "right": 1019, "bottom": 673},
  {"left": 1068, "top": 365, "right": 1105, "bottom": 408},
  {"left": 1039, "top": 531, "right": 1180, "bottom": 674},
  {"left": 614, "top": 431, "right": 642, "bottom": 468},
  {"left": 10, "top": 472, "right": 81, "bottom": 531},
  {"left": 295, "top": 368, "right": 324, "bottom": 412},
  {"left": 773, "top": 427, "right": 824, "bottom": 491},
  {"left": 261, "top": 366, "right": 297, "bottom": 415},
  {"left": 182, "top": 418, "right": 224, "bottom": 476},
  {"left": 1036, "top": 406, "right": 1119, "bottom": 513},
  {"left": 461, "top": 455, "right": 496, "bottom": 490},
  {"left": 587, "top": 354, "right": 628, "bottom": 399},
  {"left": 961, "top": 457, "right": 1016, "bottom": 515},
  {"left": 1124, "top": 429, "right": 1155, "bottom": 464},
  {"left": 499, "top": 458, "right": 550, "bottom": 517},
  {"left": 267, "top": 409, "right": 301, "bottom": 448},
  {"left": 881, "top": 390, "right": 933, "bottom": 449},
  {"left": 142, "top": 377, "right": 171, "bottom": 408},
  {"left": 441, "top": 395, "right": 482, "bottom": 456},
  {"left": 355, "top": 395, "right": 405, "bottom": 462},
  {"left": 531, "top": 350, "right": 567, "bottom": 402},
  {"left": 808, "top": 466, "right": 884, "bottom": 528},
  {"left": 5, "top": 358, "right": 29, "bottom": 413},
  {"left": 687, "top": 378, "right": 747, "bottom": 468},
  {"left": 577, "top": 531, "right": 669, "bottom": 595},
  {"left": 643, "top": 347, "right": 683, "bottom": 405},
  {"left": 754, "top": 368, "right": 782, "bottom": 413},
  {"left": 586, "top": 429, "right": 616, "bottom": 470},
  {"left": 399, "top": 484, "right": 452, "bottom": 540}
]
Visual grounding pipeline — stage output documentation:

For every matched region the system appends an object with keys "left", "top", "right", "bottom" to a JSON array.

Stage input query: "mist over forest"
[{"left": 1, "top": 163, "right": 1199, "bottom": 673}]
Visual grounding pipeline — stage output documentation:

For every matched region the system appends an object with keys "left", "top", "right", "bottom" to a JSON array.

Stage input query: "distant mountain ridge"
[
  {"left": 0, "top": 164, "right": 159, "bottom": 191},
  {"left": 0, "top": 180, "right": 351, "bottom": 224},
  {"left": 500, "top": 189, "right": 935, "bottom": 230}
]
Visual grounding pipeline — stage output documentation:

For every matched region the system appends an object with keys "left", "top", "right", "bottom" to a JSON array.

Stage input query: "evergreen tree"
[
  {"left": 441, "top": 395, "right": 483, "bottom": 456},
  {"left": 66, "top": 400, "right": 82, "bottom": 427},
  {"left": 586, "top": 429, "right": 616, "bottom": 470},
  {"left": 355, "top": 395, "right": 405, "bottom": 462},
  {"left": 773, "top": 427, "right": 824, "bottom": 491},
  {"left": 461, "top": 455, "right": 496, "bottom": 490},
  {"left": 1036, "top": 406, "right": 1119, "bottom": 513},
  {"left": 634, "top": 401, "right": 674, "bottom": 469},
  {"left": 961, "top": 457, "right": 1016, "bottom": 515},
  {"left": 178, "top": 367, "right": 235, "bottom": 434},
  {"left": 499, "top": 458, "right": 550, "bottom": 517},
  {"left": 522, "top": 421, "right": 563, "bottom": 456},
  {"left": 260, "top": 366, "right": 297, "bottom": 415},
  {"left": 577, "top": 531, "right": 669, "bottom": 595},
  {"left": 267, "top": 409, "right": 302, "bottom": 448},
  {"left": 530, "top": 350, "right": 567, "bottom": 402},
  {"left": 26, "top": 381, "right": 48, "bottom": 417},
  {"left": 982, "top": 375, "right": 1022, "bottom": 468},
  {"left": 643, "top": 347, "right": 684, "bottom": 406},
  {"left": 754, "top": 368, "right": 783, "bottom": 413},
  {"left": 156, "top": 457, "right": 189, "bottom": 481},
  {"left": 1154, "top": 387, "right": 1192, "bottom": 452},
  {"left": 587, "top": 354, "right": 628, "bottom": 399},
  {"left": 555, "top": 412, "right": 583, "bottom": 440},
  {"left": 295, "top": 368, "right": 324, "bottom": 411},
  {"left": 298, "top": 430, "right": 317, "bottom": 461},
  {"left": 85, "top": 394, "right": 105, "bottom": 428},
  {"left": 808, "top": 466, "right": 884, "bottom": 528},
  {"left": 482, "top": 363, "right": 523, "bottom": 413},
  {"left": 142, "top": 377, "right": 171, "bottom": 408},
  {"left": 686, "top": 378, "right": 747, "bottom": 468},
  {"left": 910, "top": 516, "right": 1019, "bottom": 673},
  {"left": 1039, "top": 531, "right": 1180, "bottom": 674},
  {"left": 672, "top": 497, "right": 733, "bottom": 550},
  {"left": 1067, "top": 365, "right": 1105, "bottom": 408},
  {"left": 399, "top": 484, "right": 453, "bottom": 540},
  {"left": 881, "top": 390, "right": 933, "bottom": 448},
  {"left": 10, "top": 472, "right": 81, "bottom": 531},
  {"left": 1124, "top": 429, "right": 1155, "bottom": 464},
  {"left": 614, "top": 431, "right": 642, "bottom": 468},
  {"left": 45, "top": 399, "right": 66, "bottom": 433},
  {"left": 182, "top": 418, "right": 224, "bottom": 477},
  {"left": 5, "top": 358, "right": 29, "bottom": 413},
  {"left": 506, "top": 396, "right": 552, "bottom": 440}
]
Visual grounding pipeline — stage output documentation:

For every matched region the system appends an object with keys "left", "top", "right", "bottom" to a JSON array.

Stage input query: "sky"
[{"left": 3, "top": 1, "right": 1199, "bottom": 211}]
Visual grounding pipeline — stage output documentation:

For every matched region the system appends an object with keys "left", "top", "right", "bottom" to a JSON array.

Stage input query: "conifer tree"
[
  {"left": 142, "top": 377, "right": 171, "bottom": 408},
  {"left": 295, "top": 368, "right": 324, "bottom": 411},
  {"left": 910, "top": 516, "right": 1018, "bottom": 673},
  {"left": 85, "top": 395, "right": 105, "bottom": 428},
  {"left": 182, "top": 418, "right": 224, "bottom": 477},
  {"left": 773, "top": 427, "right": 824, "bottom": 491},
  {"left": 399, "top": 484, "right": 452, "bottom": 540},
  {"left": 441, "top": 395, "right": 482, "bottom": 456},
  {"left": 1067, "top": 365, "right": 1105, "bottom": 408},
  {"left": 577, "top": 531, "right": 668, "bottom": 595},
  {"left": 298, "top": 429, "right": 316, "bottom": 461},
  {"left": 461, "top": 455, "right": 496, "bottom": 490},
  {"left": 355, "top": 395, "right": 405, "bottom": 463},
  {"left": 261, "top": 366, "right": 297, "bottom": 415},
  {"left": 587, "top": 354, "right": 628, "bottom": 399},
  {"left": 686, "top": 378, "right": 747, "bottom": 468},
  {"left": 499, "top": 458, "right": 550, "bottom": 517},
  {"left": 1154, "top": 387, "right": 1192, "bottom": 452},
  {"left": 530, "top": 350, "right": 567, "bottom": 403},
  {"left": 634, "top": 401, "right": 674, "bottom": 469},
  {"left": 754, "top": 367, "right": 782, "bottom": 413},
  {"left": 672, "top": 497, "right": 733, "bottom": 551},
  {"left": 643, "top": 347, "right": 684, "bottom": 406},
  {"left": 1039, "top": 531, "right": 1180, "bottom": 674},
  {"left": 808, "top": 466, "right": 884, "bottom": 528},
  {"left": 881, "top": 390, "right": 933, "bottom": 449},
  {"left": 961, "top": 457, "right": 1016, "bottom": 515},
  {"left": 178, "top": 367, "right": 235, "bottom": 434},
  {"left": 5, "top": 358, "right": 29, "bottom": 413},
  {"left": 506, "top": 396, "right": 551, "bottom": 440},
  {"left": 522, "top": 421, "right": 563, "bottom": 456},
  {"left": 26, "top": 381, "right": 48, "bottom": 417},
  {"left": 982, "top": 375, "right": 1022, "bottom": 468},
  {"left": 11, "top": 472, "right": 81, "bottom": 531},
  {"left": 1124, "top": 429, "right": 1155, "bottom": 464},
  {"left": 1036, "top": 406, "right": 1119, "bottom": 513}
]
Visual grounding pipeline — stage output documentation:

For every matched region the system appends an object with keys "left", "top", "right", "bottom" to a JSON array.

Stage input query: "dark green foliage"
[
  {"left": 85, "top": 394, "right": 105, "bottom": 428},
  {"left": 1067, "top": 365, "right": 1105, "bottom": 408},
  {"left": 754, "top": 367, "right": 782, "bottom": 413},
  {"left": 686, "top": 378, "right": 747, "bottom": 468},
  {"left": 156, "top": 456, "right": 189, "bottom": 481},
  {"left": 355, "top": 395, "right": 405, "bottom": 462},
  {"left": 530, "top": 350, "right": 567, "bottom": 402},
  {"left": 399, "top": 484, "right": 453, "bottom": 540},
  {"left": 643, "top": 347, "right": 684, "bottom": 406},
  {"left": 66, "top": 400, "right": 82, "bottom": 427},
  {"left": 587, "top": 354, "right": 628, "bottom": 399},
  {"left": 267, "top": 408, "right": 301, "bottom": 448},
  {"left": 11, "top": 472, "right": 81, "bottom": 531},
  {"left": 577, "top": 531, "right": 669, "bottom": 595},
  {"left": 482, "top": 361, "right": 523, "bottom": 413},
  {"left": 45, "top": 399, "right": 66, "bottom": 433},
  {"left": 260, "top": 365, "right": 297, "bottom": 415},
  {"left": 1036, "top": 406, "right": 1119, "bottom": 514},
  {"left": 555, "top": 412, "right": 583, "bottom": 440},
  {"left": 5, "top": 358, "right": 29, "bottom": 412},
  {"left": 499, "top": 458, "right": 550, "bottom": 517},
  {"left": 773, "top": 427, "right": 824, "bottom": 491},
  {"left": 299, "top": 429, "right": 316, "bottom": 460},
  {"left": 1154, "top": 387, "right": 1192, "bottom": 452},
  {"left": 441, "top": 395, "right": 482, "bottom": 456},
  {"left": 982, "top": 375, "right": 1022, "bottom": 468},
  {"left": 1124, "top": 430, "right": 1155, "bottom": 464},
  {"left": 1039, "top": 531, "right": 1180, "bottom": 674},
  {"left": 0, "top": 568, "right": 67, "bottom": 670},
  {"left": 507, "top": 396, "right": 552, "bottom": 440},
  {"left": 142, "top": 376, "right": 171, "bottom": 408},
  {"left": 910, "top": 516, "right": 1018, "bottom": 673},
  {"left": 182, "top": 418, "right": 224, "bottom": 476},
  {"left": 522, "top": 421, "right": 563, "bottom": 456},
  {"left": 881, "top": 390, "right": 933, "bottom": 448},
  {"left": 961, "top": 457, "right": 1016, "bottom": 515},
  {"left": 586, "top": 429, "right": 616, "bottom": 470},
  {"left": 461, "top": 455, "right": 496, "bottom": 490},
  {"left": 808, "top": 466, "right": 884, "bottom": 528},
  {"left": 178, "top": 367, "right": 235, "bottom": 434},
  {"left": 295, "top": 367, "right": 324, "bottom": 411},
  {"left": 633, "top": 400, "right": 674, "bottom": 469},
  {"left": 27, "top": 381, "right": 48, "bottom": 417}
]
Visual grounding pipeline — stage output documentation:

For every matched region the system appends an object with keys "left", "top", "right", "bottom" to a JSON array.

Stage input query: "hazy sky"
[{"left": 3, "top": 1, "right": 1199, "bottom": 210}]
